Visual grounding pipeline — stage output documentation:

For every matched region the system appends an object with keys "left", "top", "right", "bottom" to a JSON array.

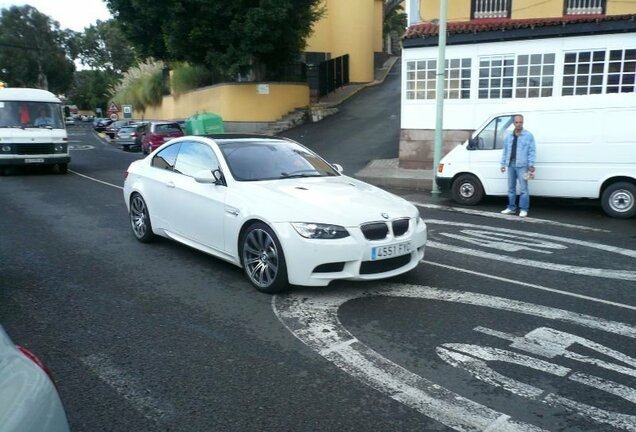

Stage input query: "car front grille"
[
  {"left": 360, "top": 222, "right": 389, "bottom": 240},
  {"left": 359, "top": 254, "right": 412, "bottom": 275},
  {"left": 16, "top": 144, "right": 54, "bottom": 155},
  {"left": 360, "top": 218, "right": 410, "bottom": 240},
  {"left": 392, "top": 218, "right": 410, "bottom": 237}
]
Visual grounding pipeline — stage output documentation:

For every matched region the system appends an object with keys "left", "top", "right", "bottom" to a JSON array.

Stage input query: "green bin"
[{"left": 185, "top": 112, "right": 224, "bottom": 135}]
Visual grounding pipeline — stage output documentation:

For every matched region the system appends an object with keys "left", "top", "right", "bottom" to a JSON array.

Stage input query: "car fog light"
[{"left": 292, "top": 222, "right": 350, "bottom": 239}]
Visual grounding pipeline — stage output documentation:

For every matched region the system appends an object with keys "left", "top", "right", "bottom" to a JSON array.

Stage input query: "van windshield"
[{"left": 0, "top": 101, "right": 64, "bottom": 129}]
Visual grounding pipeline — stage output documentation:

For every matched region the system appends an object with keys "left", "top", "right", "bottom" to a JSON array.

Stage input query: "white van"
[
  {"left": 435, "top": 93, "right": 636, "bottom": 218},
  {"left": 0, "top": 88, "right": 70, "bottom": 174}
]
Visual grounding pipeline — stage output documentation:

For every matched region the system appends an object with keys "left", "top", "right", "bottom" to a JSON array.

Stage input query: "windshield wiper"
[{"left": 280, "top": 169, "right": 322, "bottom": 179}]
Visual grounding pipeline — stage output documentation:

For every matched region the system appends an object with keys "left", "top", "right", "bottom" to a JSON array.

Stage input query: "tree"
[
  {"left": 106, "top": 0, "right": 323, "bottom": 81},
  {"left": 0, "top": 5, "right": 75, "bottom": 93},
  {"left": 66, "top": 69, "right": 118, "bottom": 111},
  {"left": 78, "top": 19, "right": 137, "bottom": 74}
]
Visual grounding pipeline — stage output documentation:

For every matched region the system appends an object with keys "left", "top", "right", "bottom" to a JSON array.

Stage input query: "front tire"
[
  {"left": 451, "top": 174, "right": 484, "bottom": 205},
  {"left": 601, "top": 182, "right": 636, "bottom": 218},
  {"left": 129, "top": 193, "right": 155, "bottom": 242},
  {"left": 240, "top": 222, "right": 289, "bottom": 294}
]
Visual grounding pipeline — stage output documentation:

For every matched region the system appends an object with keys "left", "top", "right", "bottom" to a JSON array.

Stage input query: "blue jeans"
[{"left": 506, "top": 164, "right": 529, "bottom": 211}]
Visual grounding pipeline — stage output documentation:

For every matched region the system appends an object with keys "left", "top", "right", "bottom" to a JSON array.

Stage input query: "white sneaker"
[
  {"left": 501, "top": 208, "right": 515, "bottom": 215},
  {"left": 519, "top": 210, "right": 528, "bottom": 217}
]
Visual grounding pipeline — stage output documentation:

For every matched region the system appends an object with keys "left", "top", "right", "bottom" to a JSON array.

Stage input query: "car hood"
[
  {"left": 0, "top": 128, "right": 66, "bottom": 143},
  {"left": 232, "top": 175, "right": 418, "bottom": 225}
]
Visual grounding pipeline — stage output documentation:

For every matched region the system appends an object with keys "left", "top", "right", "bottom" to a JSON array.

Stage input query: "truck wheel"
[
  {"left": 601, "top": 182, "right": 636, "bottom": 218},
  {"left": 451, "top": 174, "right": 484, "bottom": 206}
]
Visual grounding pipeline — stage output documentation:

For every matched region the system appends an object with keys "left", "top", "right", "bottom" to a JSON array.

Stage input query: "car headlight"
[{"left": 292, "top": 222, "right": 350, "bottom": 239}]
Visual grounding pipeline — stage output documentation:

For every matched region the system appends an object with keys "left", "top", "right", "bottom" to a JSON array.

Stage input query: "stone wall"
[{"left": 398, "top": 128, "right": 472, "bottom": 169}]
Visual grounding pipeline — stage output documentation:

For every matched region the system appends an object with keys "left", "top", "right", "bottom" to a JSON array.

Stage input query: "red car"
[{"left": 141, "top": 121, "right": 184, "bottom": 155}]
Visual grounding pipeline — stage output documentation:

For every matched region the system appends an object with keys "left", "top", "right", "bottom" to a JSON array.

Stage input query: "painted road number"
[{"left": 371, "top": 241, "right": 411, "bottom": 260}]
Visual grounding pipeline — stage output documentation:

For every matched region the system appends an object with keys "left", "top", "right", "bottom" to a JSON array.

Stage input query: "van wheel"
[
  {"left": 601, "top": 182, "right": 636, "bottom": 218},
  {"left": 451, "top": 174, "right": 484, "bottom": 205},
  {"left": 56, "top": 163, "right": 68, "bottom": 174}
]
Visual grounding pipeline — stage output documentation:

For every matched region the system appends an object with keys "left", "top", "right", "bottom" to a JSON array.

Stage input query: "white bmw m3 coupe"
[{"left": 123, "top": 134, "right": 427, "bottom": 293}]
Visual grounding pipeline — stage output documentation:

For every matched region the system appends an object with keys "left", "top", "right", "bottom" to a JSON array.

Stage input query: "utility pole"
[{"left": 431, "top": 0, "right": 447, "bottom": 196}]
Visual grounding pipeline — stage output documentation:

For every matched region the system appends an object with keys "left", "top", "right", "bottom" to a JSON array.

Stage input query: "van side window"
[{"left": 474, "top": 115, "right": 515, "bottom": 150}]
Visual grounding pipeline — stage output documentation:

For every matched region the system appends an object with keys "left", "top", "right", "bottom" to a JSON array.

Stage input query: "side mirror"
[
  {"left": 212, "top": 168, "right": 226, "bottom": 186},
  {"left": 332, "top": 163, "right": 343, "bottom": 173},
  {"left": 467, "top": 138, "right": 479, "bottom": 150},
  {"left": 193, "top": 169, "right": 217, "bottom": 184}
]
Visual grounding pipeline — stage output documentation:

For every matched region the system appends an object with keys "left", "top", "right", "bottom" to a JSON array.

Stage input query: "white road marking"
[
  {"left": 426, "top": 220, "right": 636, "bottom": 281},
  {"left": 412, "top": 202, "right": 609, "bottom": 232},
  {"left": 69, "top": 169, "right": 123, "bottom": 190},
  {"left": 273, "top": 285, "right": 636, "bottom": 431},
  {"left": 423, "top": 260, "right": 636, "bottom": 311},
  {"left": 80, "top": 353, "right": 174, "bottom": 422}
]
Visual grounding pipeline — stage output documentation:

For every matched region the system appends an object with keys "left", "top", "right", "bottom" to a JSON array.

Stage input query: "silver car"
[{"left": 0, "top": 326, "right": 70, "bottom": 432}]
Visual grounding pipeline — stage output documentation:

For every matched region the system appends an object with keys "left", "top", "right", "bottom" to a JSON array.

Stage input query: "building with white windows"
[{"left": 400, "top": 1, "right": 636, "bottom": 169}]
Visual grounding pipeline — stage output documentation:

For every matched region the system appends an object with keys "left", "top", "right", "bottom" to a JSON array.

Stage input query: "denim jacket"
[{"left": 500, "top": 129, "right": 536, "bottom": 168}]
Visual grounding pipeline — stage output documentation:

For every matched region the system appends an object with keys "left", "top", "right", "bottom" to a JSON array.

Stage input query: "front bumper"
[
  {"left": 272, "top": 219, "right": 427, "bottom": 287},
  {"left": 0, "top": 154, "right": 70, "bottom": 166},
  {"left": 435, "top": 176, "right": 453, "bottom": 194}
]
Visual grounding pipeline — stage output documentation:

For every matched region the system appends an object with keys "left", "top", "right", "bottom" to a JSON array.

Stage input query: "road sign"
[
  {"left": 108, "top": 102, "right": 119, "bottom": 113},
  {"left": 110, "top": 113, "right": 118, "bottom": 121},
  {"left": 122, "top": 105, "right": 132, "bottom": 119}
]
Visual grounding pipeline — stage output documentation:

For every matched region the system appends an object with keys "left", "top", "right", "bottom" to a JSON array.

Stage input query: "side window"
[
  {"left": 151, "top": 143, "right": 181, "bottom": 171},
  {"left": 474, "top": 115, "right": 515, "bottom": 150},
  {"left": 174, "top": 141, "right": 220, "bottom": 177}
]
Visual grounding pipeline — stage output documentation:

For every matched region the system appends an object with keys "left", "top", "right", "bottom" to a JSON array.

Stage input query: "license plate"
[
  {"left": 25, "top": 158, "right": 44, "bottom": 163},
  {"left": 371, "top": 242, "right": 412, "bottom": 260}
]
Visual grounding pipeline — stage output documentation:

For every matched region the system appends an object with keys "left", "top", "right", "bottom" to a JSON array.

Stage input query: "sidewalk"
[{"left": 311, "top": 56, "right": 433, "bottom": 192}]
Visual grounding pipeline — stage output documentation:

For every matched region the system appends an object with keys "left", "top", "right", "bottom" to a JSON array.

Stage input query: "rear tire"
[
  {"left": 451, "top": 174, "right": 484, "bottom": 205},
  {"left": 601, "top": 182, "right": 636, "bottom": 218},
  {"left": 129, "top": 193, "right": 155, "bottom": 242}
]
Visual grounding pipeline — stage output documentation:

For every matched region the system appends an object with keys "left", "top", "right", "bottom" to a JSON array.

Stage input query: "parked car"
[
  {"left": 64, "top": 116, "right": 75, "bottom": 126},
  {"left": 115, "top": 123, "right": 146, "bottom": 151},
  {"left": 124, "top": 134, "right": 427, "bottom": 293},
  {"left": 94, "top": 118, "right": 113, "bottom": 132},
  {"left": 105, "top": 119, "right": 135, "bottom": 139},
  {"left": 141, "top": 121, "right": 184, "bottom": 154},
  {"left": 0, "top": 326, "right": 70, "bottom": 432}
]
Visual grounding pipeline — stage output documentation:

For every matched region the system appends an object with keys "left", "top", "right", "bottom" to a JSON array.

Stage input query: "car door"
[
  {"left": 143, "top": 143, "right": 182, "bottom": 232},
  {"left": 168, "top": 140, "right": 227, "bottom": 252},
  {"left": 469, "top": 115, "right": 515, "bottom": 194}
]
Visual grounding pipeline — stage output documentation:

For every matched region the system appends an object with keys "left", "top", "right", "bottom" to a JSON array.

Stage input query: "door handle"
[{"left": 165, "top": 181, "right": 175, "bottom": 188}]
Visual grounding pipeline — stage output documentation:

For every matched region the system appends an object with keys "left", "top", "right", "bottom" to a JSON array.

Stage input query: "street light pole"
[{"left": 431, "top": 0, "right": 448, "bottom": 196}]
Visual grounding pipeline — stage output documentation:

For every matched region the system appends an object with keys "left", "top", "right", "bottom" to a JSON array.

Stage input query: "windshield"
[
  {"left": 219, "top": 140, "right": 339, "bottom": 181},
  {"left": 0, "top": 101, "right": 64, "bottom": 129}
]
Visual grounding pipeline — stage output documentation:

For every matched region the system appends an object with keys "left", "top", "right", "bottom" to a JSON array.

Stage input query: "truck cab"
[{"left": 0, "top": 88, "right": 70, "bottom": 174}]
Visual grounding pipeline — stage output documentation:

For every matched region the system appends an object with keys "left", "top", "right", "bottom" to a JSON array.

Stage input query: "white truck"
[
  {"left": 435, "top": 93, "right": 636, "bottom": 218},
  {"left": 0, "top": 87, "right": 70, "bottom": 175}
]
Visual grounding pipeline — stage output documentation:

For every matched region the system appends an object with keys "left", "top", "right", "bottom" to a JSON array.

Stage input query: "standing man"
[{"left": 500, "top": 114, "right": 536, "bottom": 217}]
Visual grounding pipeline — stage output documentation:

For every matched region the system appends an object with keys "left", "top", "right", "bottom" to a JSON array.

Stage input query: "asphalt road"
[{"left": 1, "top": 119, "right": 634, "bottom": 431}]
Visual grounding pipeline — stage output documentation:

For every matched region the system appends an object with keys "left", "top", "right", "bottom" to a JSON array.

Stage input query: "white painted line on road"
[
  {"left": 273, "top": 285, "right": 636, "bottom": 431},
  {"left": 422, "top": 260, "right": 636, "bottom": 311},
  {"left": 69, "top": 169, "right": 123, "bottom": 190},
  {"left": 80, "top": 353, "right": 174, "bottom": 422},
  {"left": 425, "top": 220, "right": 636, "bottom": 281},
  {"left": 412, "top": 201, "right": 609, "bottom": 232},
  {"left": 428, "top": 240, "right": 636, "bottom": 281}
]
